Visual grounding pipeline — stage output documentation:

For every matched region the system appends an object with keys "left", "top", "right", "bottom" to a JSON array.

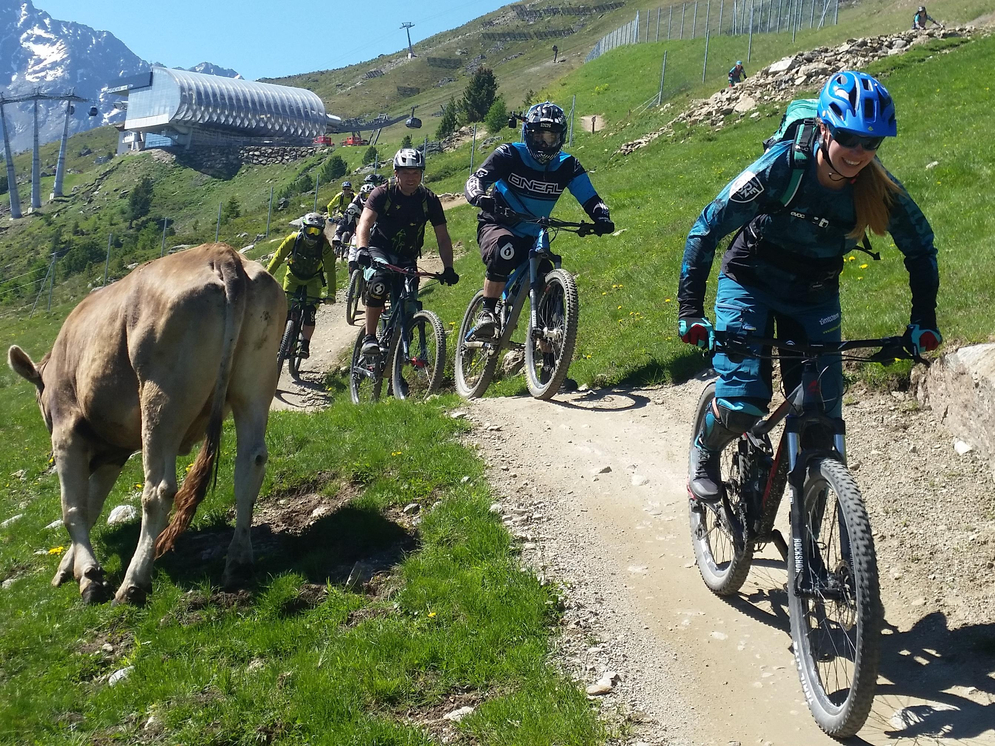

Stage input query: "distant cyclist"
[
  {"left": 354, "top": 148, "right": 460, "bottom": 357},
  {"left": 266, "top": 212, "right": 335, "bottom": 360},
  {"left": 728, "top": 61, "right": 747, "bottom": 87},
  {"left": 336, "top": 183, "right": 375, "bottom": 268},
  {"left": 326, "top": 181, "right": 355, "bottom": 218},
  {"left": 912, "top": 6, "right": 942, "bottom": 29},
  {"left": 364, "top": 172, "right": 385, "bottom": 187},
  {"left": 464, "top": 101, "right": 614, "bottom": 338}
]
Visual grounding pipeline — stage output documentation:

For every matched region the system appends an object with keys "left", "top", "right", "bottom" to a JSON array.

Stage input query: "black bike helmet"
[{"left": 522, "top": 101, "right": 567, "bottom": 165}]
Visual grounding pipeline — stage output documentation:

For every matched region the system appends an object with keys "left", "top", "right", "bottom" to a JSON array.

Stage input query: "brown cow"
[{"left": 8, "top": 243, "right": 286, "bottom": 604}]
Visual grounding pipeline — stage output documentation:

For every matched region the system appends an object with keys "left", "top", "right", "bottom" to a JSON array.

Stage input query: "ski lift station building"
[{"left": 106, "top": 66, "right": 341, "bottom": 153}]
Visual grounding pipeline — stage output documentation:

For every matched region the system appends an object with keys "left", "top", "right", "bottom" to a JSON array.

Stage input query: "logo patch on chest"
[{"left": 508, "top": 173, "right": 563, "bottom": 196}]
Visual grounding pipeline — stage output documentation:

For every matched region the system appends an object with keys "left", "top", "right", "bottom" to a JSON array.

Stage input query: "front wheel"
[
  {"left": 392, "top": 310, "right": 446, "bottom": 400},
  {"left": 688, "top": 382, "right": 755, "bottom": 595},
  {"left": 454, "top": 290, "right": 501, "bottom": 399},
  {"left": 524, "top": 268, "right": 578, "bottom": 400},
  {"left": 788, "top": 457, "right": 881, "bottom": 739},
  {"left": 349, "top": 327, "right": 385, "bottom": 404},
  {"left": 277, "top": 317, "right": 297, "bottom": 379},
  {"left": 346, "top": 270, "right": 364, "bottom": 326}
]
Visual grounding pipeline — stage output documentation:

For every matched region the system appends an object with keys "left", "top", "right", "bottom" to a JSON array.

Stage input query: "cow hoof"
[
  {"left": 222, "top": 562, "right": 253, "bottom": 591},
  {"left": 112, "top": 584, "right": 149, "bottom": 606},
  {"left": 81, "top": 581, "right": 112, "bottom": 605},
  {"left": 52, "top": 569, "right": 73, "bottom": 587}
]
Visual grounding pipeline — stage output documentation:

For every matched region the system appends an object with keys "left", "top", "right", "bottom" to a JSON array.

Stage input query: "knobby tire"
[
  {"left": 277, "top": 317, "right": 298, "bottom": 379},
  {"left": 455, "top": 290, "right": 500, "bottom": 399},
  {"left": 788, "top": 456, "right": 881, "bottom": 738},
  {"left": 687, "top": 382, "right": 755, "bottom": 595},
  {"left": 349, "top": 326, "right": 385, "bottom": 403},
  {"left": 392, "top": 310, "right": 446, "bottom": 400},
  {"left": 346, "top": 270, "right": 364, "bottom": 326},
  {"left": 524, "top": 268, "right": 578, "bottom": 400}
]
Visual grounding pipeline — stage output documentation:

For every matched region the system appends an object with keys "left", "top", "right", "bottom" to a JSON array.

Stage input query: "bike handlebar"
[
  {"left": 713, "top": 330, "right": 927, "bottom": 366},
  {"left": 509, "top": 213, "right": 599, "bottom": 236},
  {"left": 369, "top": 257, "right": 443, "bottom": 280}
]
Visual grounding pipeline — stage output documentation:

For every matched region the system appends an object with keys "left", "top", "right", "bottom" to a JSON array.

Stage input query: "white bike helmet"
[{"left": 393, "top": 148, "right": 425, "bottom": 170}]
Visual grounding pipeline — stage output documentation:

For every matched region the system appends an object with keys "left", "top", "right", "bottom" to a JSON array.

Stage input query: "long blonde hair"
[{"left": 849, "top": 156, "right": 902, "bottom": 239}]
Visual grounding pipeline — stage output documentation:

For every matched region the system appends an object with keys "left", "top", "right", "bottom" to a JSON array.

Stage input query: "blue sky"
[{"left": 36, "top": 0, "right": 512, "bottom": 80}]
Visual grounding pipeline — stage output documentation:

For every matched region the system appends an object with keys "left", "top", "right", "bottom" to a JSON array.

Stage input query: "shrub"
[
  {"left": 484, "top": 96, "right": 509, "bottom": 135},
  {"left": 362, "top": 146, "right": 380, "bottom": 166},
  {"left": 462, "top": 67, "right": 497, "bottom": 123},
  {"left": 319, "top": 155, "right": 347, "bottom": 182},
  {"left": 436, "top": 96, "right": 461, "bottom": 139}
]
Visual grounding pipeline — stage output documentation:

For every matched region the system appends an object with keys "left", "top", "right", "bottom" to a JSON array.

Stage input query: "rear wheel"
[
  {"left": 346, "top": 270, "right": 364, "bottom": 326},
  {"left": 392, "top": 310, "right": 446, "bottom": 400},
  {"left": 454, "top": 290, "right": 501, "bottom": 399},
  {"left": 277, "top": 317, "right": 297, "bottom": 378},
  {"left": 789, "top": 456, "right": 881, "bottom": 739},
  {"left": 524, "top": 268, "right": 579, "bottom": 400},
  {"left": 349, "top": 327, "right": 385, "bottom": 404},
  {"left": 688, "top": 382, "right": 755, "bottom": 595}
]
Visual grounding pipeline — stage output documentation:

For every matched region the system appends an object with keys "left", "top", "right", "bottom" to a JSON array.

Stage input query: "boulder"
[{"left": 914, "top": 344, "right": 995, "bottom": 480}]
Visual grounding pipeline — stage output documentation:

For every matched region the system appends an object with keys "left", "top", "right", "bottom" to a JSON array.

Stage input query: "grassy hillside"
[{"left": 268, "top": 0, "right": 994, "bottom": 145}]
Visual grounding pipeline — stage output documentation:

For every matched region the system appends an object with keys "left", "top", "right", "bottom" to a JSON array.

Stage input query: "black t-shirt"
[{"left": 366, "top": 183, "right": 446, "bottom": 257}]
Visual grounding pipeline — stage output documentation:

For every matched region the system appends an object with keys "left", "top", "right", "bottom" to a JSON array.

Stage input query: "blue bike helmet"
[{"left": 817, "top": 71, "right": 897, "bottom": 137}]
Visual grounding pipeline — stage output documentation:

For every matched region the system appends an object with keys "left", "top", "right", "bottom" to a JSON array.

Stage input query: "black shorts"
[
  {"left": 477, "top": 222, "right": 535, "bottom": 282},
  {"left": 365, "top": 247, "right": 416, "bottom": 309}
]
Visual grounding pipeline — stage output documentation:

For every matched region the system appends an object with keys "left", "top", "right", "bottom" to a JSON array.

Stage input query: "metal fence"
[{"left": 586, "top": 0, "right": 839, "bottom": 61}]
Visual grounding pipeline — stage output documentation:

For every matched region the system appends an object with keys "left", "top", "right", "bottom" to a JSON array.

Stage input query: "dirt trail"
[
  {"left": 470, "top": 384, "right": 995, "bottom": 746},
  {"left": 268, "top": 280, "right": 994, "bottom": 745}
]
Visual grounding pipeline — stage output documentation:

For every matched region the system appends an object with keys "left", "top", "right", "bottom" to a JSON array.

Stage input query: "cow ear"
[{"left": 8, "top": 345, "right": 42, "bottom": 388}]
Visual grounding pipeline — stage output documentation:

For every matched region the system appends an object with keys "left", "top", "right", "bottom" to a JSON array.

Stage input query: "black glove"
[
  {"left": 477, "top": 195, "right": 516, "bottom": 220},
  {"left": 356, "top": 250, "right": 372, "bottom": 268},
  {"left": 440, "top": 267, "right": 460, "bottom": 286},
  {"left": 593, "top": 220, "right": 615, "bottom": 236}
]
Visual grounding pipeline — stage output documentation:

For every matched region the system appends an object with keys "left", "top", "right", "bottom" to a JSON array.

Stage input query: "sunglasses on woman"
[{"left": 828, "top": 124, "right": 884, "bottom": 151}]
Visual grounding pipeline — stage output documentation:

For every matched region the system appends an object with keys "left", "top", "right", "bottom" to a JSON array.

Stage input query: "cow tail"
[{"left": 156, "top": 248, "right": 246, "bottom": 557}]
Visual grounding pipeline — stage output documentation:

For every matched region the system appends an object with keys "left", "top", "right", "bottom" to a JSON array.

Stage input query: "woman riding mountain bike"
[
  {"left": 677, "top": 70, "right": 940, "bottom": 738},
  {"left": 678, "top": 70, "right": 940, "bottom": 506}
]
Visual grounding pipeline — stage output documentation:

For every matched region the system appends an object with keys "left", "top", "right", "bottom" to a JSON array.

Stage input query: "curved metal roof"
[{"left": 149, "top": 66, "right": 327, "bottom": 139}]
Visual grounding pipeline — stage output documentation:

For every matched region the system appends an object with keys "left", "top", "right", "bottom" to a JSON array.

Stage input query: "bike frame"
[
  {"left": 497, "top": 224, "right": 563, "bottom": 344},
  {"left": 356, "top": 260, "right": 439, "bottom": 378},
  {"left": 711, "top": 332, "right": 917, "bottom": 596}
]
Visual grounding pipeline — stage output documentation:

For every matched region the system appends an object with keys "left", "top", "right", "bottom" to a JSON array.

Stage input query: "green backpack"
[{"left": 763, "top": 98, "right": 880, "bottom": 260}]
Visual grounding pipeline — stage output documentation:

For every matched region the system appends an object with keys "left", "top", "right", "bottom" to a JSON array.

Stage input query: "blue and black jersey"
[
  {"left": 678, "top": 140, "right": 939, "bottom": 327},
  {"left": 465, "top": 142, "right": 610, "bottom": 238}
]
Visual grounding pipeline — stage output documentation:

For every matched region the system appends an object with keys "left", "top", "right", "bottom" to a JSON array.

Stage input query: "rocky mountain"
[
  {"left": 0, "top": 1, "right": 240, "bottom": 153},
  {"left": 185, "top": 62, "right": 242, "bottom": 79}
]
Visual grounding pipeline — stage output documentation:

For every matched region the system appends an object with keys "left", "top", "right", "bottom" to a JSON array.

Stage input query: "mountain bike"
[
  {"left": 454, "top": 215, "right": 595, "bottom": 400},
  {"left": 349, "top": 259, "right": 446, "bottom": 404},
  {"left": 276, "top": 285, "right": 315, "bottom": 380},
  {"left": 688, "top": 330, "right": 926, "bottom": 739},
  {"left": 345, "top": 266, "right": 366, "bottom": 326}
]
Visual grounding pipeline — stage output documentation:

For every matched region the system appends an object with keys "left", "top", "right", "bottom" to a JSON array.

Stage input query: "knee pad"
[
  {"left": 365, "top": 271, "right": 391, "bottom": 308},
  {"left": 302, "top": 304, "right": 317, "bottom": 326},
  {"left": 714, "top": 398, "right": 766, "bottom": 435}
]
